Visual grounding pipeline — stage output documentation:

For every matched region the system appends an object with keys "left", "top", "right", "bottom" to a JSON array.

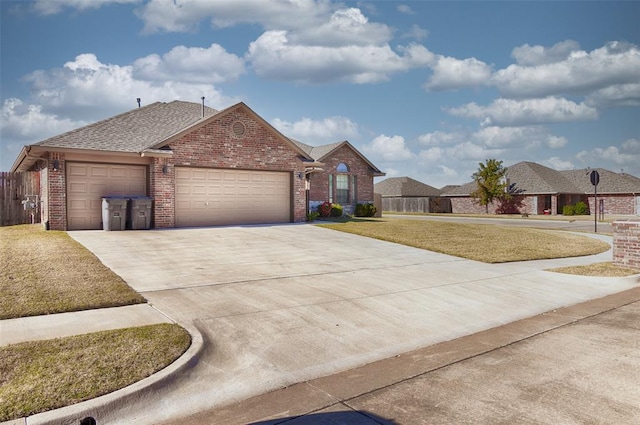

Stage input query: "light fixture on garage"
[
  {"left": 162, "top": 164, "right": 169, "bottom": 175},
  {"left": 296, "top": 171, "right": 304, "bottom": 179},
  {"left": 52, "top": 159, "right": 60, "bottom": 171}
]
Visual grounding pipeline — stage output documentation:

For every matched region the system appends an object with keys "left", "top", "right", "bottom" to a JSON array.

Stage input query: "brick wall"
[
  {"left": 588, "top": 194, "right": 636, "bottom": 215},
  {"left": 149, "top": 158, "right": 174, "bottom": 228},
  {"left": 613, "top": 220, "right": 640, "bottom": 271},
  {"left": 47, "top": 152, "right": 67, "bottom": 230},
  {"left": 450, "top": 194, "right": 564, "bottom": 215},
  {"left": 308, "top": 144, "right": 375, "bottom": 208},
  {"left": 450, "top": 197, "right": 498, "bottom": 214},
  {"left": 157, "top": 106, "right": 307, "bottom": 226}
]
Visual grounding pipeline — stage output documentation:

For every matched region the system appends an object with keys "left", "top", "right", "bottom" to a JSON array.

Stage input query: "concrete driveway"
[{"left": 68, "top": 224, "right": 638, "bottom": 424}]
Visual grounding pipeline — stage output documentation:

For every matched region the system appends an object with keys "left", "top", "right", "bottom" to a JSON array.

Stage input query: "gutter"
[{"left": 10, "top": 146, "right": 29, "bottom": 173}]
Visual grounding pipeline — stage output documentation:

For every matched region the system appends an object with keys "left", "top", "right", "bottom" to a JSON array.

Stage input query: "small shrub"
[
  {"left": 318, "top": 201, "right": 332, "bottom": 218},
  {"left": 330, "top": 203, "right": 343, "bottom": 217},
  {"left": 355, "top": 203, "right": 377, "bottom": 217},
  {"left": 306, "top": 211, "right": 320, "bottom": 222},
  {"left": 563, "top": 205, "right": 575, "bottom": 216},
  {"left": 574, "top": 201, "right": 588, "bottom": 215}
]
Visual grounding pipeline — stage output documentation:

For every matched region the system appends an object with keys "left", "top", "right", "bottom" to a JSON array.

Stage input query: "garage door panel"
[
  {"left": 68, "top": 164, "right": 88, "bottom": 176},
  {"left": 90, "top": 166, "right": 108, "bottom": 178},
  {"left": 176, "top": 167, "right": 290, "bottom": 227},
  {"left": 67, "top": 163, "right": 147, "bottom": 230}
]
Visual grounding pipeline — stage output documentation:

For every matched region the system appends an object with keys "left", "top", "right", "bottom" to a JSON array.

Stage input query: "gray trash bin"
[
  {"left": 102, "top": 197, "right": 128, "bottom": 231},
  {"left": 129, "top": 197, "right": 153, "bottom": 230}
]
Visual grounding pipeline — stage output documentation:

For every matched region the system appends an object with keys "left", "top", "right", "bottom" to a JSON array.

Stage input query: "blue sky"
[{"left": 1, "top": 0, "right": 639, "bottom": 187}]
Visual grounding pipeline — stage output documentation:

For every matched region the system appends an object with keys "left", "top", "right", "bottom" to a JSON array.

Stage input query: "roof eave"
[
  {"left": 140, "top": 149, "right": 174, "bottom": 158},
  {"left": 317, "top": 140, "right": 385, "bottom": 176}
]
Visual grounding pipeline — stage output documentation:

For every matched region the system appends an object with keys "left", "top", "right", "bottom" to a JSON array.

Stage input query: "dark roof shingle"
[{"left": 35, "top": 101, "right": 218, "bottom": 153}]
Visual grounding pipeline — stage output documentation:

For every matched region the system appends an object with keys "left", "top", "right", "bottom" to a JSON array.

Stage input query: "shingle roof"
[
  {"left": 562, "top": 168, "right": 640, "bottom": 194},
  {"left": 440, "top": 161, "right": 640, "bottom": 196},
  {"left": 35, "top": 101, "right": 218, "bottom": 153},
  {"left": 441, "top": 181, "right": 477, "bottom": 196},
  {"left": 290, "top": 139, "right": 384, "bottom": 176},
  {"left": 375, "top": 177, "right": 441, "bottom": 197},
  {"left": 506, "top": 161, "right": 580, "bottom": 194}
]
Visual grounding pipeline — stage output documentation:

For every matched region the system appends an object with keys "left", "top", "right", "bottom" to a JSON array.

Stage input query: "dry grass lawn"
[
  {"left": 549, "top": 262, "right": 640, "bottom": 277},
  {"left": 0, "top": 324, "right": 191, "bottom": 422},
  {"left": 0, "top": 224, "right": 145, "bottom": 319},
  {"left": 319, "top": 218, "right": 610, "bottom": 263}
]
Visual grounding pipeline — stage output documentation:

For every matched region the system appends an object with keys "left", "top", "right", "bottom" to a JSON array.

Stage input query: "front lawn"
[
  {"left": 0, "top": 324, "right": 190, "bottom": 422},
  {"left": 0, "top": 224, "right": 146, "bottom": 319},
  {"left": 318, "top": 218, "right": 610, "bottom": 263}
]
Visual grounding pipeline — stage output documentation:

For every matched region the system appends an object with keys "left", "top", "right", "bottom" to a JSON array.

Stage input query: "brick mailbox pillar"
[{"left": 613, "top": 220, "right": 640, "bottom": 271}]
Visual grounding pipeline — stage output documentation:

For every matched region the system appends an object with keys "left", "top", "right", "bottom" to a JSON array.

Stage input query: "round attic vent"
[{"left": 232, "top": 121, "right": 246, "bottom": 137}]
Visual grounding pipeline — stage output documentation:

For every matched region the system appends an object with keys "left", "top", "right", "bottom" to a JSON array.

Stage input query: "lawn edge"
[{"left": 20, "top": 323, "right": 203, "bottom": 425}]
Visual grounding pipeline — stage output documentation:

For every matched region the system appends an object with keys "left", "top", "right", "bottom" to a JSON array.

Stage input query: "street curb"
[{"left": 22, "top": 323, "right": 204, "bottom": 425}]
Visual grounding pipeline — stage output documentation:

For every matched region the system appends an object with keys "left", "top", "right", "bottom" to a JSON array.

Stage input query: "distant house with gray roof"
[
  {"left": 441, "top": 161, "right": 640, "bottom": 216},
  {"left": 374, "top": 176, "right": 451, "bottom": 213}
]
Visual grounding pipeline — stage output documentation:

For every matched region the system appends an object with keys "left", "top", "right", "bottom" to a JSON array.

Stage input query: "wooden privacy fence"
[{"left": 0, "top": 171, "right": 41, "bottom": 226}]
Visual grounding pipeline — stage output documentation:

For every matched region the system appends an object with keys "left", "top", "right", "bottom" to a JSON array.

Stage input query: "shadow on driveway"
[{"left": 249, "top": 410, "right": 398, "bottom": 424}]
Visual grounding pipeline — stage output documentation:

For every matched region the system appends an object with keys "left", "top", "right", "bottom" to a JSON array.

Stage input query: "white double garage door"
[{"left": 67, "top": 163, "right": 291, "bottom": 230}]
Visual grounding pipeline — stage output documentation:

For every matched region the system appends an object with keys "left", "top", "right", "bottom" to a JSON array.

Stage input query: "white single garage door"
[
  {"left": 175, "top": 167, "right": 291, "bottom": 227},
  {"left": 66, "top": 163, "right": 147, "bottom": 230}
]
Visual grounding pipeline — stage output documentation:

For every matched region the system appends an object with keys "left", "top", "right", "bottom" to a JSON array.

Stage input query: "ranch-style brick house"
[
  {"left": 10, "top": 100, "right": 384, "bottom": 231},
  {"left": 441, "top": 161, "right": 640, "bottom": 216}
]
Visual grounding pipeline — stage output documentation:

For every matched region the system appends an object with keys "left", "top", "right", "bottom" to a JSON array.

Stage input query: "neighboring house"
[
  {"left": 441, "top": 161, "right": 640, "bottom": 215},
  {"left": 291, "top": 140, "right": 385, "bottom": 214},
  {"left": 562, "top": 168, "right": 640, "bottom": 215},
  {"left": 374, "top": 176, "right": 451, "bottom": 213},
  {"left": 10, "top": 101, "right": 383, "bottom": 230}
]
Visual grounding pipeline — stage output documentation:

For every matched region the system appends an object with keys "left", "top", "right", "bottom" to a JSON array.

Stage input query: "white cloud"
[
  {"left": 133, "top": 44, "right": 245, "bottom": 84},
  {"left": 546, "top": 136, "right": 568, "bottom": 149},
  {"left": 425, "top": 56, "right": 492, "bottom": 91},
  {"left": 271, "top": 116, "right": 359, "bottom": 145},
  {"left": 21, "top": 53, "right": 239, "bottom": 121},
  {"left": 586, "top": 83, "right": 640, "bottom": 108},
  {"left": 1, "top": 98, "right": 86, "bottom": 142},
  {"left": 576, "top": 139, "right": 640, "bottom": 171},
  {"left": 292, "top": 8, "right": 392, "bottom": 47},
  {"left": 543, "top": 156, "right": 574, "bottom": 170},
  {"left": 247, "top": 31, "right": 434, "bottom": 84},
  {"left": 622, "top": 138, "right": 640, "bottom": 152},
  {"left": 397, "top": 5, "right": 415, "bottom": 15},
  {"left": 136, "top": 2, "right": 435, "bottom": 84},
  {"left": 447, "top": 97, "right": 598, "bottom": 127},
  {"left": 418, "top": 146, "right": 444, "bottom": 162},
  {"left": 362, "top": 134, "right": 415, "bottom": 161},
  {"left": 402, "top": 24, "right": 429, "bottom": 41},
  {"left": 511, "top": 40, "right": 580, "bottom": 66},
  {"left": 136, "top": 0, "right": 335, "bottom": 33},
  {"left": 417, "top": 131, "right": 463, "bottom": 146},
  {"left": 492, "top": 41, "right": 640, "bottom": 98},
  {"left": 33, "top": 0, "right": 140, "bottom": 15},
  {"left": 471, "top": 126, "right": 548, "bottom": 148}
]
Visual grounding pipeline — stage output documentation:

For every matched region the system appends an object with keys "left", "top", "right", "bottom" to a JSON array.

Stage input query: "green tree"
[{"left": 471, "top": 159, "right": 508, "bottom": 214}]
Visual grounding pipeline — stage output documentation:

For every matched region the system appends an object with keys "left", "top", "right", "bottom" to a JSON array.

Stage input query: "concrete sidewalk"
[
  {"left": 0, "top": 304, "right": 172, "bottom": 347},
  {"left": 3, "top": 224, "right": 639, "bottom": 425}
]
